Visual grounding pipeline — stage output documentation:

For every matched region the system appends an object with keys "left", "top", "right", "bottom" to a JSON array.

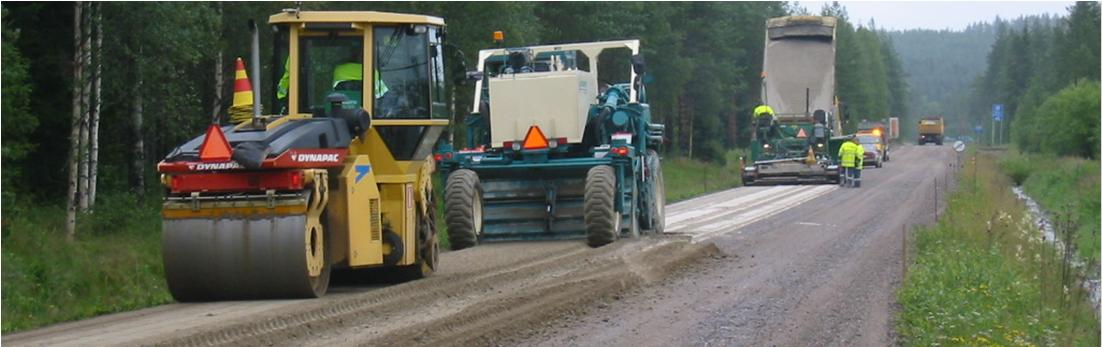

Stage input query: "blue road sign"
[
  {"left": 992, "top": 104, "right": 1004, "bottom": 121},
  {"left": 974, "top": 125, "right": 983, "bottom": 135}
]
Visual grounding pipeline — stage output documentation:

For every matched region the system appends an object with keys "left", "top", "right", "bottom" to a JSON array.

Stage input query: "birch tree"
[
  {"left": 66, "top": 1, "right": 85, "bottom": 238},
  {"left": 88, "top": 3, "right": 102, "bottom": 207},
  {"left": 78, "top": 1, "right": 91, "bottom": 212}
]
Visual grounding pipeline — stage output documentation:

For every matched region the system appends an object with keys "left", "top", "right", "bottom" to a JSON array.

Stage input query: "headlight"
[
  {"left": 763, "top": 143, "right": 771, "bottom": 149},
  {"left": 816, "top": 143, "right": 824, "bottom": 148}
]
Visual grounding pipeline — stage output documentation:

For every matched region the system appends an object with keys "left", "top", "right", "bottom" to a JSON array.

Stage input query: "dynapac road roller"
[{"left": 157, "top": 10, "right": 449, "bottom": 300}]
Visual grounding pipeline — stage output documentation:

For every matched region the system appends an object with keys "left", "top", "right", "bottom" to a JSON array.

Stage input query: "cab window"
[
  {"left": 297, "top": 35, "right": 363, "bottom": 114},
  {"left": 374, "top": 25, "right": 430, "bottom": 119}
]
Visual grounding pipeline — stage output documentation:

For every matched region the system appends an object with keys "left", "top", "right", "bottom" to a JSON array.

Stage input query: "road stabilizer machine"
[
  {"left": 157, "top": 11, "right": 449, "bottom": 300},
  {"left": 743, "top": 16, "right": 844, "bottom": 186},
  {"left": 436, "top": 39, "right": 666, "bottom": 248}
]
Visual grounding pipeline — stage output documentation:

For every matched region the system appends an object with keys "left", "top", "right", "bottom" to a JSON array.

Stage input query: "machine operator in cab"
[
  {"left": 753, "top": 104, "right": 776, "bottom": 141},
  {"left": 275, "top": 51, "right": 390, "bottom": 113}
]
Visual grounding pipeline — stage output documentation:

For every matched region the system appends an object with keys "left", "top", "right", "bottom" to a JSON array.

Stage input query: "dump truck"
[
  {"left": 156, "top": 10, "right": 450, "bottom": 300},
  {"left": 918, "top": 116, "right": 945, "bottom": 145},
  {"left": 743, "top": 16, "right": 843, "bottom": 186},
  {"left": 435, "top": 39, "right": 665, "bottom": 248}
]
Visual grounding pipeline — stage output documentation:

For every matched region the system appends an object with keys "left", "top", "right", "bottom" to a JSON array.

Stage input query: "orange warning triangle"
[
  {"left": 796, "top": 128, "right": 808, "bottom": 138},
  {"left": 522, "top": 125, "right": 549, "bottom": 150},
  {"left": 199, "top": 124, "right": 233, "bottom": 162}
]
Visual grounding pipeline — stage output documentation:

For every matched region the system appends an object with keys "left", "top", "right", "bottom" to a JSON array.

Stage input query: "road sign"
[
  {"left": 992, "top": 104, "right": 1004, "bottom": 121},
  {"left": 953, "top": 140, "right": 966, "bottom": 152},
  {"left": 973, "top": 125, "right": 983, "bottom": 135}
]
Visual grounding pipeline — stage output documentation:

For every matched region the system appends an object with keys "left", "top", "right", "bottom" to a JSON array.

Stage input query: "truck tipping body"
[
  {"left": 918, "top": 116, "right": 945, "bottom": 145},
  {"left": 743, "top": 16, "right": 841, "bottom": 186}
]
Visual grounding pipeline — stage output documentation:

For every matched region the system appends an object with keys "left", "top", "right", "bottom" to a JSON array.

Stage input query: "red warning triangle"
[
  {"left": 796, "top": 128, "right": 808, "bottom": 138},
  {"left": 199, "top": 124, "right": 233, "bottom": 162}
]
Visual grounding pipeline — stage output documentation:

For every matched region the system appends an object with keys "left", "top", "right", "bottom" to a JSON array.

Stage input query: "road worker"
[
  {"left": 837, "top": 137, "right": 857, "bottom": 187},
  {"left": 852, "top": 137, "right": 865, "bottom": 188}
]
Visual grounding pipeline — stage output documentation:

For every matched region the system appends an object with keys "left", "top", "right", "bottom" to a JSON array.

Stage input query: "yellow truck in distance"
[{"left": 917, "top": 116, "right": 945, "bottom": 145}]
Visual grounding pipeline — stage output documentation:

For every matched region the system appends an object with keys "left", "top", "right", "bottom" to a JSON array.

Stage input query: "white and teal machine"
[{"left": 436, "top": 40, "right": 665, "bottom": 248}]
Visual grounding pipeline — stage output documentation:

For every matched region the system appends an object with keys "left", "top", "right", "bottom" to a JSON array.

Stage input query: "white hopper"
[{"left": 488, "top": 70, "right": 597, "bottom": 147}]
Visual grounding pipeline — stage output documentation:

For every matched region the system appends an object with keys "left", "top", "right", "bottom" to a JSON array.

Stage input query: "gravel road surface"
[
  {"left": 506, "top": 144, "right": 955, "bottom": 346},
  {"left": 3, "top": 144, "right": 955, "bottom": 346}
]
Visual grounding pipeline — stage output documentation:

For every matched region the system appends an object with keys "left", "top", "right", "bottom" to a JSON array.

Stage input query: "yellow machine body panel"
[{"left": 327, "top": 155, "right": 384, "bottom": 267}]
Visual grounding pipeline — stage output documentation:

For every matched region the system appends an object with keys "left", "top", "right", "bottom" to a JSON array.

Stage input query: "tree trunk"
[
  {"left": 211, "top": 50, "right": 224, "bottom": 123},
  {"left": 210, "top": 2, "right": 224, "bottom": 124},
  {"left": 728, "top": 94, "right": 738, "bottom": 148},
  {"left": 78, "top": 1, "right": 92, "bottom": 212},
  {"left": 131, "top": 49, "right": 146, "bottom": 198},
  {"left": 88, "top": 3, "right": 102, "bottom": 208},
  {"left": 66, "top": 1, "right": 85, "bottom": 239},
  {"left": 678, "top": 95, "right": 689, "bottom": 156}
]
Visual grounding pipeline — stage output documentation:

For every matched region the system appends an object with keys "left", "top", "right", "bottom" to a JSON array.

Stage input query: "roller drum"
[{"left": 162, "top": 214, "right": 330, "bottom": 301}]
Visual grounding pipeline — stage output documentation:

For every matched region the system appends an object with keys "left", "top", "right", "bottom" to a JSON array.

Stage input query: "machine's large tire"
[
  {"left": 382, "top": 229, "right": 404, "bottom": 266},
  {"left": 585, "top": 165, "right": 619, "bottom": 247},
  {"left": 642, "top": 149, "right": 666, "bottom": 234},
  {"left": 445, "top": 169, "right": 483, "bottom": 250},
  {"left": 400, "top": 191, "right": 439, "bottom": 280}
]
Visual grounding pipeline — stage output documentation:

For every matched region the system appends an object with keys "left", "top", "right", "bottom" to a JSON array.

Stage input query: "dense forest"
[
  {"left": 887, "top": 11, "right": 1094, "bottom": 143},
  {"left": 1, "top": 2, "right": 905, "bottom": 225},
  {"left": 889, "top": 23, "right": 1000, "bottom": 139},
  {"left": 967, "top": 2, "right": 1100, "bottom": 158}
]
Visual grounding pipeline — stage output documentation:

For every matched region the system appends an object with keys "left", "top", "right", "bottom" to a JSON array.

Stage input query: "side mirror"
[
  {"left": 451, "top": 59, "right": 468, "bottom": 85},
  {"left": 631, "top": 54, "right": 646, "bottom": 74},
  {"left": 444, "top": 43, "right": 470, "bottom": 85},
  {"left": 465, "top": 71, "right": 484, "bottom": 82}
]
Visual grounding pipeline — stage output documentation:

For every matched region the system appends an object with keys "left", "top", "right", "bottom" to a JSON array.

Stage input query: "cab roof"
[
  {"left": 269, "top": 10, "right": 445, "bottom": 26},
  {"left": 767, "top": 16, "right": 837, "bottom": 29}
]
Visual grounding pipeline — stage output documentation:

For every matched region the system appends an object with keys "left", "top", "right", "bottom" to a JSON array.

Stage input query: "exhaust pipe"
[{"left": 249, "top": 20, "right": 262, "bottom": 121}]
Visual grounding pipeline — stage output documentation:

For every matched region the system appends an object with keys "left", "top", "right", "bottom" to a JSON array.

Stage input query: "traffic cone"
[{"left": 229, "top": 57, "right": 254, "bottom": 124}]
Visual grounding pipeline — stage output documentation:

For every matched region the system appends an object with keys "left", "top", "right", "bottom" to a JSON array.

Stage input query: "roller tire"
[
  {"left": 445, "top": 169, "right": 482, "bottom": 250},
  {"left": 584, "top": 165, "right": 619, "bottom": 247},
  {"left": 643, "top": 149, "right": 666, "bottom": 234},
  {"left": 400, "top": 192, "right": 439, "bottom": 280},
  {"left": 382, "top": 229, "right": 404, "bottom": 266}
]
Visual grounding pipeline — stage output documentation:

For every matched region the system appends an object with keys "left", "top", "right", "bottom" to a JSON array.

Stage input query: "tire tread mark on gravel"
[{"left": 142, "top": 244, "right": 598, "bottom": 346}]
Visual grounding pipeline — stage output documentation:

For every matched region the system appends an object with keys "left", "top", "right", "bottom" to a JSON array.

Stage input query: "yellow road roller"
[{"left": 156, "top": 10, "right": 449, "bottom": 300}]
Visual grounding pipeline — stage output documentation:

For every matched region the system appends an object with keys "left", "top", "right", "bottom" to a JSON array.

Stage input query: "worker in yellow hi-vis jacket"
[{"left": 838, "top": 138, "right": 857, "bottom": 187}]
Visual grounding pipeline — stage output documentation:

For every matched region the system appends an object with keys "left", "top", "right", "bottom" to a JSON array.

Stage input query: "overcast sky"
[{"left": 794, "top": 1, "right": 1077, "bottom": 31}]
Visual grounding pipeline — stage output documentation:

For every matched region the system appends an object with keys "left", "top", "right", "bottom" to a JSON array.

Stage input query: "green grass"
[
  {"left": 1000, "top": 152, "right": 1100, "bottom": 266},
  {"left": 662, "top": 149, "right": 746, "bottom": 202},
  {"left": 898, "top": 152, "right": 1099, "bottom": 346},
  {"left": 2, "top": 194, "right": 172, "bottom": 333}
]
